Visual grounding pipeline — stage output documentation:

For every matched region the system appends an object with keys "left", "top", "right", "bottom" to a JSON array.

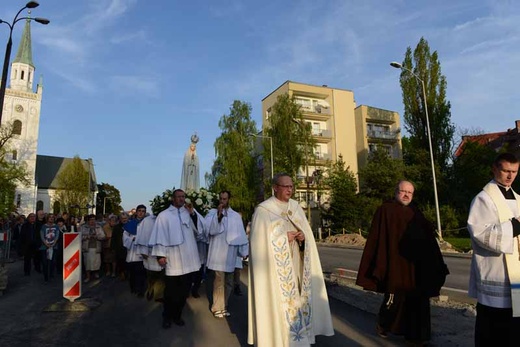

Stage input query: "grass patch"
[{"left": 444, "top": 237, "right": 472, "bottom": 253}]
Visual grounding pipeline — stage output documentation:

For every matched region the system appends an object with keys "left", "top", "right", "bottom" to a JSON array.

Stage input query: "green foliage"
[
  {"left": 150, "top": 187, "right": 218, "bottom": 217},
  {"left": 444, "top": 237, "right": 472, "bottom": 253},
  {"left": 96, "top": 183, "right": 123, "bottom": 215},
  {"left": 400, "top": 37, "right": 455, "bottom": 172},
  {"left": 265, "top": 94, "right": 316, "bottom": 180},
  {"left": 422, "top": 203, "right": 459, "bottom": 237},
  {"left": 446, "top": 141, "right": 497, "bottom": 225},
  {"left": 322, "top": 155, "right": 360, "bottom": 232},
  {"left": 55, "top": 156, "right": 90, "bottom": 215},
  {"left": 0, "top": 123, "right": 30, "bottom": 217},
  {"left": 207, "top": 100, "right": 259, "bottom": 220},
  {"left": 359, "top": 147, "right": 406, "bottom": 201}
]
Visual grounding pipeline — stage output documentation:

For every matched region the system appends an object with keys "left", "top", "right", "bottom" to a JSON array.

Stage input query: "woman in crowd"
[
  {"left": 102, "top": 215, "right": 118, "bottom": 277},
  {"left": 112, "top": 213, "right": 128, "bottom": 280},
  {"left": 40, "top": 214, "right": 60, "bottom": 282},
  {"left": 81, "top": 214, "right": 105, "bottom": 282}
]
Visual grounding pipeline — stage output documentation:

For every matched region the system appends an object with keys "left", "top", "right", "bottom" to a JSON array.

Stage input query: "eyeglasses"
[
  {"left": 398, "top": 190, "right": 414, "bottom": 195},
  {"left": 276, "top": 184, "right": 294, "bottom": 189}
]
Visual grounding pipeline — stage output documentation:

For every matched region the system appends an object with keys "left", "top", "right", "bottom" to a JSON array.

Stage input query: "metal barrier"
[{"left": 0, "top": 228, "right": 13, "bottom": 265}]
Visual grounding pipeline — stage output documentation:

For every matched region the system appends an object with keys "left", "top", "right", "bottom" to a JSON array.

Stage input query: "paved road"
[
  {"left": 0, "top": 259, "right": 409, "bottom": 347},
  {"left": 317, "top": 244, "right": 475, "bottom": 304}
]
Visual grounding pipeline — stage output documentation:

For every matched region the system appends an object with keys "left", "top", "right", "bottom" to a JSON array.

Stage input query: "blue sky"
[{"left": 2, "top": 0, "right": 519, "bottom": 210}]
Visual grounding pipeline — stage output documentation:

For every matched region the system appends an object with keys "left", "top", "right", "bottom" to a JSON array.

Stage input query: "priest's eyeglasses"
[{"left": 398, "top": 189, "right": 414, "bottom": 195}]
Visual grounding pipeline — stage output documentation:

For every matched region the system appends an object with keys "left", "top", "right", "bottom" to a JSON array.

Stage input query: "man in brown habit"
[{"left": 356, "top": 180, "right": 448, "bottom": 346}]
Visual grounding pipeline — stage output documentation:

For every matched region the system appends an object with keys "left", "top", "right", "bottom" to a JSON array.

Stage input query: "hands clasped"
[{"left": 287, "top": 231, "right": 305, "bottom": 243}]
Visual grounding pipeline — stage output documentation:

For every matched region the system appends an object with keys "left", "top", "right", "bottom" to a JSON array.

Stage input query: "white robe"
[
  {"left": 248, "top": 197, "right": 334, "bottom": 347},
  {"left": 148, "top": 205, "right": 204, "bottom": 276},
  {"left": 468, "top": 181, "right": 520, "bottom": 309},
  {"left": 134, "top": 216, "right": 162, "bottom": 272},
  {"left": 206, "top": 207, "right": 249, "bottom": 273}
]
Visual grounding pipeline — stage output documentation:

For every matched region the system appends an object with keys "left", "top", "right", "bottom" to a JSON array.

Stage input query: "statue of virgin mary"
[{"left": 180, "top": 134, "right": 200, "bottom": 191}]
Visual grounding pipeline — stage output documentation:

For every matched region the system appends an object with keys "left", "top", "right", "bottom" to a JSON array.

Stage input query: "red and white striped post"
[{"left": 63, "top": 231, "right": 82, "bottom": 302}]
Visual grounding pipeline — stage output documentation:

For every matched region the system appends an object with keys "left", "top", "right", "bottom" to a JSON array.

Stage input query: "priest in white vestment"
[
  {"left": 248, "top": 173, "right": 334, "bottom": 346},
  {"left": 148, "top": 189, "right": 205, "bottom": 328},
  {"left": 206, "top": 190, "right": 248, "bottom": 318},
  {"left": 468, "top": 153, "right": 520, "bottom": 346}
]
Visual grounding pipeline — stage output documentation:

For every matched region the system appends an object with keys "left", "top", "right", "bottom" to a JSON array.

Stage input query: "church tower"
[{"left": 3, "top": 18, "right": 43, "bottom": 215}]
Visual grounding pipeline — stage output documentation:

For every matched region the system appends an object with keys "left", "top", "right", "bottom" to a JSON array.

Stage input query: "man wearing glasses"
[
  {"left": 356, "top": 180, "right": 448, "bottom": 346},
  {"left": 248, "top": 173, "right": 334, "bottom": 347}
]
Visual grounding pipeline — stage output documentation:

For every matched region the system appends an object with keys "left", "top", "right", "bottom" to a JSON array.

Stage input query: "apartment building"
[
  {"left": 354, "top": 105, "right": 402, "bottom": 169},
  {"left": 262, "top": 81, "right": 358, "bottom": 205}
]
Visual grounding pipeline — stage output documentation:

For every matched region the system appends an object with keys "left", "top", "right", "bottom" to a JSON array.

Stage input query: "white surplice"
[
  {"left": 248, "top": 197, "right": 334, "bottom": 347},
  {"left": 148, "top": 205, "right": 204, "bottom": 276},
  {"left": 206, "top": 207, "right": 249, "bottom": 273},
  {"left": 134, "top": 215, "right": 162, "bottom": 272},
  {"left": 468, "top": 181, "right": 520, "bottom": 314}
]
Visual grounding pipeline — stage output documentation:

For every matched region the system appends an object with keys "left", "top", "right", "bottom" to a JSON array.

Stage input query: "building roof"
[
  {"left": 35, "top": 155, "right": 97, "bottom": 190},
  {"left": 262, "top": 80, "right": 353, "bottom": 101},
  {"left": 454, "top": 132, "right": 508, "bottom": 157},
  {"left": 13, "top": 19, "right": 34, "bottom": 68}
]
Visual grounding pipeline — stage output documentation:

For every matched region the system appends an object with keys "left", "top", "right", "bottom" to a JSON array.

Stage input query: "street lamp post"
[
  {"left": 0, "top": 1, "right": 49, "bottom": 125},
  {"left": 390, "top": 61, "right": 443, "bottom": 240},
  {"left": 103, "top": 197, "right": 109, "bottom": 215}
]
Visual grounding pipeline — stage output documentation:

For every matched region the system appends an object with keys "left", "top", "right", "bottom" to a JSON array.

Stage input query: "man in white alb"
[
  {"left": 206, "top": 190, "right": 248, "bottom": 318},
  {"left": 148, "top": 189, "right": 205, "bottom": 329},
  {"left": 248, "top": 173, "right": 334, "bottom": 347},
  {"left": 468, "top": 152, "right": 520, "bottom": 346}
]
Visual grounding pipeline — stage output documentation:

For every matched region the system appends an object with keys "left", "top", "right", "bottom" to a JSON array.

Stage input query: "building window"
[
  {"left": 12, "top": 150, "right": 17, "bottom": 161},
  {"left": 13, "top": 120, "right": 22, "bottom": 135},
  {"left": 36, "top": 200, "right": 44, "bottom": 211},
  {"left": 21, "top": 70, "right": 25, "bottom": 80},
  {"left": 14, "top": 69, "right": 17, "bottom": 79},
  {"left": 53, "top": 201, "right": 61, "bottom": 215},
  {"left": 16, "top": 194, "right": 21, "bottom": 208},
  {"left": 312, "top": 122, "right": 321, "bottom": 136}
]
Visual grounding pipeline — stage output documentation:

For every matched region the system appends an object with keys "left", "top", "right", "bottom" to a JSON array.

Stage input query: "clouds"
[{"left": 20, "top": 0, "right": 520, "bottom": 210}]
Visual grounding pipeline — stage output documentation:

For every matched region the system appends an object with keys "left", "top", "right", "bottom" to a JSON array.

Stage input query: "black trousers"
[
  {"left": 163, "top": 273, "right": 194, "bottom": 321},
  {"left": 475, "top": 303, "right": 520, "bottom": 347},
  {"left": 378, "top": 291, "right": 431, "bottom": 342},
  {"left": 23, "top": 247, "right": 40, "bottom": 275},
  {"left": 127, "top": 261, "right": 146, "bottom": 295},
  {"left": 191, "top": 264, "right": 204, "bottom": 294}
]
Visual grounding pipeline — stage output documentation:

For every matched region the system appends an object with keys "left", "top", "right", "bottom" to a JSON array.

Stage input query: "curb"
[{"left": 316, "top": 241, "right": 472, "bottom": 259}]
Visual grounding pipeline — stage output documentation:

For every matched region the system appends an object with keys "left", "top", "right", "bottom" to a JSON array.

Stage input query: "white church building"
[{"left": 2, "top": 19, "right": 97, "bottom": 216}]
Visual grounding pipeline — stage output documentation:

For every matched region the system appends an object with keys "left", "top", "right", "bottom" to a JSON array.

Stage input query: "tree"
[
  {"left": 322, "top": 155, "right": 360, "bottom": 232},
  {"left": 358, "top": 147, "right": 406, "bottom": 201},
  {"left": 446, "top": 141, "right": 497, "bottom": 226},
  {"left": 96, "top": 183, "right": 123, "bottom": 215},
  {"left": 55, "top": 156, "right": 90, "bottom": 216},
  {"left": 264, "top": 94, "right": 316, "bottom": 181},
  {"left": 399, "top": 37, "right": 455, "bottom": 172},
  {"left": 0, "top": 123, "right": 30, "bottom": 217},
  {"left": 207, "top": 100, "right": 259, "bottom": 220}
]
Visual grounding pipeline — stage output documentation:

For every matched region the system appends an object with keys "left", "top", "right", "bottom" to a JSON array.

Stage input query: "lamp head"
[
  {"left": 26, "top": 1, "right": 39, "bottom": 9},
  {"left": 34, "top": 17, "right": 50, "bottom": 25},
  {"left": 390, "top": 62, "right": 402, "bottom": 69}
]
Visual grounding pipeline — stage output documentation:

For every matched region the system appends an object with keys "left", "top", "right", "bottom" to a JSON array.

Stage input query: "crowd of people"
[{"left": 16, "top": 156, "right": 520, "bottom": 347}]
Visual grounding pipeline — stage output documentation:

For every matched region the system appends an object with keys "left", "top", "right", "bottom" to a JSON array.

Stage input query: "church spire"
[
  {"left": 10, "top": 17, "right": 35, "bottom": 92},
  {"left": 13, "top": 18, "right": 34, "bottom": 68}
]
